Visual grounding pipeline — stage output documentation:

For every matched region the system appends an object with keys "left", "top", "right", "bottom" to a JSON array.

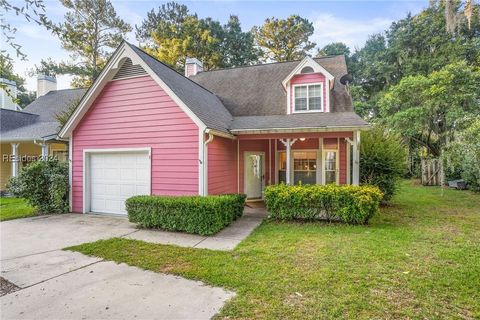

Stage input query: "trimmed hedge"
[
  {"left": 264, "top": 184, "right": 383, "bottom": 224},
  {"left": 126, "top": 193, "right": 246, "bottom": 235}
]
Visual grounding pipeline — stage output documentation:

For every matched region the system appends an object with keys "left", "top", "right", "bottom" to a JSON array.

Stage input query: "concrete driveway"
[{"left": 0, "top": 214, "right": 235, "bottom": 319}]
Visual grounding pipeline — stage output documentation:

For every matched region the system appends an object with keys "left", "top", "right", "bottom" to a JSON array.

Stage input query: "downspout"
[{"left": 202, "top": 130, "right": 214, "bottom": 196}]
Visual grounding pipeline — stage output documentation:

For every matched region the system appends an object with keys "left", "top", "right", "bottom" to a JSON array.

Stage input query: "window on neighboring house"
[{"left": 294, "top": 84, "right": 323, "bottom": 112}]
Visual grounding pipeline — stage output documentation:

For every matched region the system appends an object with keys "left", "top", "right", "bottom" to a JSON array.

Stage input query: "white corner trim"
[
  {"left": 82, "top": 147, "right": 152, "bottom": 214},
  {"left": 281, "top": 56, "right": 335, "bottom": 89},
  {"left": 59, "top": 42, "right": 207, "bottom": 138},
  {"left": 68, "top": 136, "right": 73, "bottom": 212}
]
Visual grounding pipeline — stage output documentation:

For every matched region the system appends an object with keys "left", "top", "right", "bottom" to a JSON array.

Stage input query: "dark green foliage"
[
  {"left": 360, "top": 127, "right": 407, "bottom": 200},
  {"left": 7, "top": 160, "right": 69, "bottom": 214},
  {"left": 126, "top": 194, "right": 246, "bottom": 235},
  {"left": 316, "top": 42, "right": 350, "bottom": 57},
  {"left": 136, "top": 2, "right": 258, "bottom": 70},
  {"left": 264, "top": 184, "right": 382, "bottom": 224},
  {"left": 443, "top": 117, "right": 480, "bottom": 191}
]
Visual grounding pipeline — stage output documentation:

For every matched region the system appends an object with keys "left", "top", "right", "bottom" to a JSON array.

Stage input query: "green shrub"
[
  {"left": 126, "top": 193, "right": 246, "bottom": 235},
  {"left": 264, "top": 184, "right": 383, "bottom": 224},
  {"left": 7, "top": 159, "right": 69, "bottom": 214},
  {"left": 360, "top": 126, "right": 407, "bottom": 201}
]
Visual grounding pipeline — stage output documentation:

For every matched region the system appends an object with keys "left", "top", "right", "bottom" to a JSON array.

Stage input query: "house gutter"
[{"left": 201, "top": 130, "right": 214, "bottom": 196}]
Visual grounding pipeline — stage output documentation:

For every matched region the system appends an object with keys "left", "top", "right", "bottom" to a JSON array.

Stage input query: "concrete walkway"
[
  {"left": 126, "top": 204, "right": 266, "bottom": 250},
  {"left": 0, "top": 205, "right": 265, "bottom": 319}
]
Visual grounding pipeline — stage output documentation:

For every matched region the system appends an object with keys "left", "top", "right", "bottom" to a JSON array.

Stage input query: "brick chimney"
[
  {"left": 185, "top": 58, "right": 203, "bottom": 77},
  {"left": 37, "top": 75, "right": 57, "bottom": 98}
]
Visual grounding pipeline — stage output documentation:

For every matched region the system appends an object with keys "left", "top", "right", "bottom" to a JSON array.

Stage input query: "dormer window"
[{"left": 293, "top": 83, "right": 323, "bottom": 112}]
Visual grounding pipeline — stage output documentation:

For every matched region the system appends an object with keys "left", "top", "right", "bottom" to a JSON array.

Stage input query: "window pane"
[
  {"left": 309, "top": 85, "right": 321, "bottom": 97},
  {"left": 279, "top": 152, "right": 286, "bottom": 170},
  {"left": 309, "top": 97, "right": 322, "bottom": 110},
  {"left": 294, "top": 86, "right": 307, "bottom": 98},
  {"left": 295, "top": 98, "right": 307, "bottom": 111}
]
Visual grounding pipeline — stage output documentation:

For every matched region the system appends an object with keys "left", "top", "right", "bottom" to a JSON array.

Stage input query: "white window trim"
[
  {"left": 292, "top": 82, "right": 324, "bottom": 113},
  {"left": 82, "top": 147, "right": 152, "bottom": 214}
]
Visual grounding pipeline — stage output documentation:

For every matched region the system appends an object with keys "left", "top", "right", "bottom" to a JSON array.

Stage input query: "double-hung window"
[{"left": 293, "top": 83, "right": 323, "bottom": 112}]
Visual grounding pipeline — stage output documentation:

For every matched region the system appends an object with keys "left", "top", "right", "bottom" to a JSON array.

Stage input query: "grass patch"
[
  {"left": 0, "top": 198, "right": 37, "bottom": 221},
  {"left": 68, "top": 181, "right": 480, "bottom": 319}
]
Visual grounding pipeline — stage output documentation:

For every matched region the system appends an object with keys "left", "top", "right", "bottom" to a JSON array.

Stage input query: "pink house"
[{"left": 58, "top": 42, "right": 368, "bottom": 215}]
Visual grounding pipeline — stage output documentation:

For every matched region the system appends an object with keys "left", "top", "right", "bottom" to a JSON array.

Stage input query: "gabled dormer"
[{"left": 282, "top": 56, "right": 335, "bottom": 114}]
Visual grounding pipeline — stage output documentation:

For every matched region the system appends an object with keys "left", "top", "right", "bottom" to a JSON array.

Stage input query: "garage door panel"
[{"left": 89, "top": 151, "right": 150, "bottom": 215}]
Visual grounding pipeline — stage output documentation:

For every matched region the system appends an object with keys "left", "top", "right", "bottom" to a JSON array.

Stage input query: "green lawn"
[
  {"left": 0, "top": 197, "right": 37, "bottom": 221},
  {"left": 68, "top": 181, "right": 480, "bottom": 319}
]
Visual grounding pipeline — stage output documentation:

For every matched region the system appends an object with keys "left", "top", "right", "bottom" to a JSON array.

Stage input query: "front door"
[
  {"left": 244, "top": 152, "right": 265, "bottom": 199},
  {"left": 323, "top": 150, "right": 339, "bottom": 184}
]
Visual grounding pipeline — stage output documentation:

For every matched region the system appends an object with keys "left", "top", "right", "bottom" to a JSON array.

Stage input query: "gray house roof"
[
  {"left": 128, "top": 43, "right": 365, "bottom": 133},
  {"left": 0, "top": 109, "right": 38, "bottom": 133},
  {"left": 0, "top": 88, "right": 86, "bottom": 141},
  {"left": 190, "top": 56, "right": 354, "bottom": 117},
  {"left": 127, "top": 43, "right": 233, "bottom": 133}
]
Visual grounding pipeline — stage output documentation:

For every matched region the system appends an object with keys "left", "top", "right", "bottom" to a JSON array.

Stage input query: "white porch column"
[
  {"left": 41, "top": 143, "right": 49, "bottom": 160},
  {"left": 352, "top": 131, "right": 361, "bottom": 185},
  {"left": 286, "top": 139, "right": 292, "bottom": 184},
  {"left": 280, "top": 138, "right": 297, "bottom": 185},
  {"left": 11, "top": 143, "right": 19, "bottom": 177}
]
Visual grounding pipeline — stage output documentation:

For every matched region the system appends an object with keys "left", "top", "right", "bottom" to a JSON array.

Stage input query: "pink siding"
[
  {"left": 290, "top": 73, "right": 327, "bottom": 113},
  {"left": 207, "top": 136, "right": 237, "bottom": 195},
  {"left": 277, "top": 138, "right": 319, "bottom": 150},
  {"left": 72, "top": 75, "right": 199, "bottom": 212}
]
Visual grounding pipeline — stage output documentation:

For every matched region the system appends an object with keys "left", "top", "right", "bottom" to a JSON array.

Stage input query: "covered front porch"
[
  {"left": 0, "top": 140, "right": 68, "bottom": 192},
  {"left": 236, "top": 131, "right": 360, "bottom": 200}
]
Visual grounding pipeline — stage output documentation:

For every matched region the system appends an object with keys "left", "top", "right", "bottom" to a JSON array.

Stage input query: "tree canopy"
[
  {"left": 252, "top": 15, "right": 316, "bottom": 62},
  {"left": 137, "top": 2, "right": 259, "bottom": 71},
  {"left": 33, "top": 0, "right": 132, "bottom": 87}
]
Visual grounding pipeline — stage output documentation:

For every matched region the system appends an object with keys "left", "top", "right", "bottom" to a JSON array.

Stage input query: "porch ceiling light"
[{"left": 299, "top": 137, "right": 306, "bottom": 141}]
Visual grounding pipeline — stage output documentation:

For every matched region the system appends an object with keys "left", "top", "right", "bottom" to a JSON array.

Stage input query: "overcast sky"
[{"left": 6, "top": 0, "right": 429, "bottom": 91}]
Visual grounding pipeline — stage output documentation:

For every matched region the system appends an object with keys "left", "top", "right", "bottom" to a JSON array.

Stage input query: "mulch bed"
[{"left": 0, "top": 277, "right": 20, "bottom": 296}]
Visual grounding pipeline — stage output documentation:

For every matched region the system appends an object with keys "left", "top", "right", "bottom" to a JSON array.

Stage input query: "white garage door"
[{"left": 89, "top": 151, "right": 150, "bottom": 215}]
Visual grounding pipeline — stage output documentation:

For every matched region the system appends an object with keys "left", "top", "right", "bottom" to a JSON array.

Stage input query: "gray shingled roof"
[
  {"left": 127, "top": 43, "right": 233, "bottom": 133},
  {"left": 0, "top": 109, "right": 38, "bottom": 133},
  {"left": 230, "top": 112, "right": 368, "bottom": 131},
  {"left": 23, "top": 88, "right": 87, "bottom": 122},
  {"left": 0, "top": 88, "right": 86, "bottom": 141},
  {"left": 190, "top": 56, "right": 353, "bottom": 117}
]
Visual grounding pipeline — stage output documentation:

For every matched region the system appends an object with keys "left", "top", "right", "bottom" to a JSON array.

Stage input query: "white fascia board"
[
  {"left": 281, "top": 56, "right": 335, "bottom": 89},
  {"left": 231, "top": 125, "right": 370, "bottom": 135},
  {"left": 59, "top": 42, "right": 207, "bottom": 138},
  {"left": 205, "top": 128, "right": 236, "bottom": 140}
]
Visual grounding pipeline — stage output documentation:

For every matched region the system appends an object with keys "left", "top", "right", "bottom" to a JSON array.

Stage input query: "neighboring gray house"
[{"left": 0, "top": 76, "right": 86, "bottom": 191}]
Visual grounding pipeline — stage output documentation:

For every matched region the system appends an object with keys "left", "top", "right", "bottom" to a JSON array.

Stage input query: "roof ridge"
[
  {"left": 192, "top": 55, "right": 345, "bottom": 75},
  {"left": 125, "top": 42, "right": 221, "bottom": 99}
]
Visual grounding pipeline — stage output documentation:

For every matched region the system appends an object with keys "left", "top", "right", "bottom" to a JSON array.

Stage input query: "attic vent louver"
[{"left": 112, "top": 58, "right": 147, "bottom": 80}]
